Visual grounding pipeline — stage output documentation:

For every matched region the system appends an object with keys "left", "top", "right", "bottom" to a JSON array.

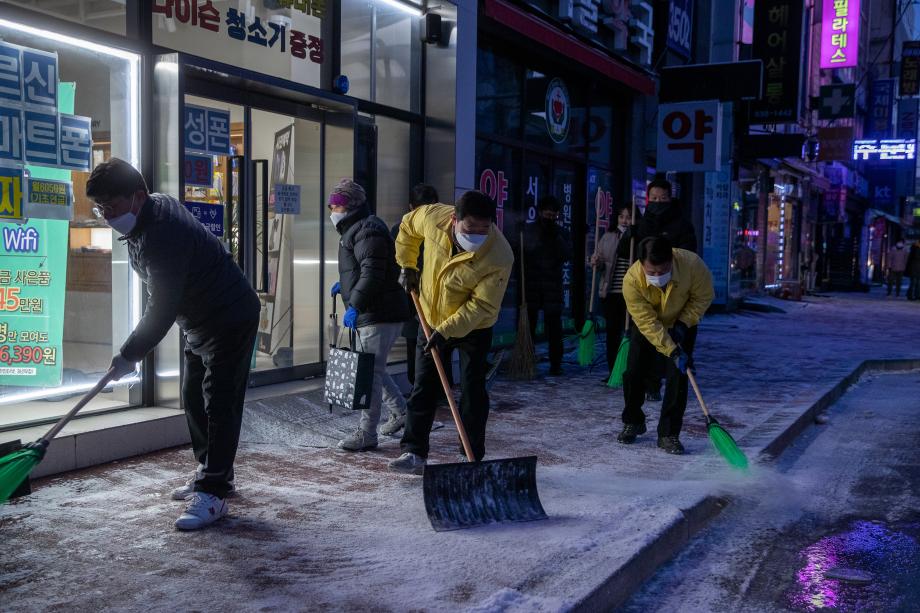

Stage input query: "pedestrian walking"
[
  {"left": 907, "top": 239, "right": 920, "bottom": 301},
  {"left": 329, "top": 179, "right": 410, "bottom": 449},
  {"left": 86, "top": 158, "right": 260, "bottom": 530},
  {"left": 886, "top": 240, "right": 909, "bottom": 297},
  {"left": 521, "top": 195, "right": 572, "bottom": 376},
  {"left": 388, "top": 191, "right": 513, "bottom": 474},
  {"left": 617, "top": 177, "right": 698, "bottom": 401},
  {"left": 617, "top": 237, "right": 714, "bottom": 455},
  {"left": 591, "top": 205, "right": 631, "bottom": 380}
]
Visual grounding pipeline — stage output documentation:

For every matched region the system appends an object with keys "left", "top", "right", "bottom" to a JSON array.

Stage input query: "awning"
[
  {"left": 482, "top": 0, "right": 656, "bottom": 96},
  {"left": 867, "top": 208, "right": 909, "bottom": 227}
]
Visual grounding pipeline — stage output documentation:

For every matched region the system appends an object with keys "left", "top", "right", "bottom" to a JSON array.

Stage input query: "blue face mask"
[
  {"left": 455, "top": 230, "right": 488, "bottom": 252},
  {"left": 645, "top": 271, "right": 672, "bottom": 288},
  {"left": 108, "top": 195, "right": 139, "bottom": 235}
]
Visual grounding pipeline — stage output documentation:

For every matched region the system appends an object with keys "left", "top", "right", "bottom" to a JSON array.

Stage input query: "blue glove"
[
  {"left": 330, "top": 281, "right": 341, "bottom": 297},
  {"left": 343, "top": 306, "right": 358, "bottom": 329},
  {"left": 672, "top": 347, "right": 694, "bottom": 375}
]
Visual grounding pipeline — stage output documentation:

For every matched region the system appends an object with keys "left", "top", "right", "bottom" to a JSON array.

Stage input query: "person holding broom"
[
  {"left": 521, "top": 195, "right": 572, "bottom": 376},
  {"left": 618, "top": 236, "right": 713, "bottom": 455},
  {"left": 388, "top": 191, "right": 513, "bottom": 474},
  {"left": 590, "top": 204, "right": 631, "bottom": 382},
  {"left": 86, "top": 158, "right": 260, "bottom": 530}
]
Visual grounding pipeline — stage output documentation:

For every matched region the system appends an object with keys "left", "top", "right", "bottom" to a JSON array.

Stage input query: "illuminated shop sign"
[{"left": 852, "top": 139, "right": 917, "bottom": 162}]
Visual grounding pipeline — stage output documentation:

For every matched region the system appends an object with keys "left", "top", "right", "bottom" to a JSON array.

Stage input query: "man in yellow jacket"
[
  {"left": 388, "top": 191, "right": 513, "bottom": 474},
  {"left": 619, "top": 236, "right": 714, "bottom": 454}
]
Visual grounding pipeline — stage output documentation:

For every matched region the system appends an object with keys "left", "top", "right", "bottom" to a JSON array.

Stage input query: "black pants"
[
  {"left": 183, "top": 318, "right": 259, "bottom": 498},
  {"left": 528, "top": 303, "right": 563, "bottom": 370},
  {"left": 405, "top": 336, "right": 417, "bottom": 384},
  {"left": 601, "top": 293, "right": 627, "bottom": 373},
  {"left": 621, "top": 325, "right": 698, "bottom": 438},
  {"left": 909, "top": 275, "right": 920, "bottom": 300},
  {"left": 887, "top": 271, "right": 904, "bottom": 296},
  {"left": 401, "top": 327, "right": 492, "bottom": 461}
]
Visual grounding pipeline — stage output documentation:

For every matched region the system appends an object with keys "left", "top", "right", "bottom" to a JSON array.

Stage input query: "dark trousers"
[
  {"left": 528, "top": 304, "right": 563, "bottom": 370},
  {"left": 909, "top": 275, "right": 920, "bottom": 300},
  {"left": 621, "top": 325, "right": 698, "bottom": 438},
  {"left": 601, "top": 293, "right": 627, "bottom": 373},
  {"left": 405, "top": 337, "right": 417, "bottom": 384},
  {"left": 401, "top": 327, "right": 492, "bottom": 461},
  {"left": 183, "top": 318, "right": 259, "bottom": 498},
  {"left": 887, "top": 271, "right": 905, "bottom": 296}
]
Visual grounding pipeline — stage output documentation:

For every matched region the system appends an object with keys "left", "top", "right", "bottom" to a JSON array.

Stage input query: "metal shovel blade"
[{"left": 422, "top": 455, "right": 547, "bottom": 531}]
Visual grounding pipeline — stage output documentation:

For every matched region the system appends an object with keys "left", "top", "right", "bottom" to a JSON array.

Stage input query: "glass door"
[{"left": 182, "top": 89, "right": 353, "bottom": 386}]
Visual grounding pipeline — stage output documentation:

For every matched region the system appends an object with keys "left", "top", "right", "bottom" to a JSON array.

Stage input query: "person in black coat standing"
[
  {"left": 87, "top": 158, "right": 260, "bottom": 531},
  {"left": 616, "top": 177, "right": 698, "bottom": 400},
  {"left": 330, "top": 179, "right": 411, "bottom": 450},
  {"left": 521, "top": 195, "right": 573, "bottom": 375}
]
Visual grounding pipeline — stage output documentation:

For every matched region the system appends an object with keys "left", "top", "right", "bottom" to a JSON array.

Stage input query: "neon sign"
[
  {"left": 820, "top": 0, "right": 860, "bottom": 69},
  {"left": 852, "top": 139, "right": 916, "bottom": 161}
]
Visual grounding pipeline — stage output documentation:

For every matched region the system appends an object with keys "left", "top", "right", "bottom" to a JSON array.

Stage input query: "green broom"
[
  {"left": 0, "top": 370, "right": 115, "bottom": 504},
  {"left": 688, "top": 370, "right": 749, "bottom": 470},
  {"left": 578, "top": 196, "right": 603, "bottom": 367},
  {"left": 607, "top": 197, "right": 637, "bottom": 388},
  {"left": 509, "top": 232, "right": 536, "bottom": 380}
]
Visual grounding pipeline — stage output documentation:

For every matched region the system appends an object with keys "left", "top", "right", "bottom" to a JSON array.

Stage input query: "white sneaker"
[
  {"left": 174, "top": 493, "right": 228, "bottom": 531},
  {"left": 379, "top": 413, "right": 405, "bottom": 436},
  {"left": 388, "top": 452, "right": 426, "bottom": 475},
  {"left": 171, "top": 475, "right": 235, "bottom": 501}
]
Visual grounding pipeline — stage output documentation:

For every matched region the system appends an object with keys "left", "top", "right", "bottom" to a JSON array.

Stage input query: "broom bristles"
[
  {"left": 707, "top": 423, "right": 749, "bottom": 470},
  {"left": 0, "top": 448, "right": 42, "bottom": 504},
  {"left": 508, "top": 305, "right": 536, "bottom": 380},
  {"left": 577, "top": 321, "right": 596, "bottom": 366},
  {"left": 607, "top": 335, "right": 630, "bottom": 388}
]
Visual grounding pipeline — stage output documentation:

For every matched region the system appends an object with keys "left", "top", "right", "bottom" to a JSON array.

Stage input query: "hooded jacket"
[
  {"left": 520, "top": 218, "right": 573, "bottom": 310},
  {"left": 616, "top": 200, "right": 698, "bottom": 261},
  {"left": 395, "top": 204, "right": 513, "bottom": 340},
  {"left": 335, "top": 206, "right": 410, "bottom": 327},
  {"left": 120, "top": 194, "right": 260, "bottom": 362}
]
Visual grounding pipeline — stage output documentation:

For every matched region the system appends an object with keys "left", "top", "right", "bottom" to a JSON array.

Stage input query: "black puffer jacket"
[
  {"left": 521, "top": 219, "right": 573, "bottom": 310},
  {"left": 336, "top": 207, "right": 410, "bottom": 327},
  {"left": 120, "top": 194, "right": 260, "bottom": 362},
  {"left": 616, "top": 201, "right": 698, "bottom": 261}
]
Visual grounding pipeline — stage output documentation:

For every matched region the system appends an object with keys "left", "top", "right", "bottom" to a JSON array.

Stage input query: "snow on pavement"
[{"left": 1, "top": 290, "right": 919, "bottom": 611}]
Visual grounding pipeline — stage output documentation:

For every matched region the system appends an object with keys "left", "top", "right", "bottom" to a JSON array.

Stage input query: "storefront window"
[
  {"left": 374, "top": 116, "right": 411, "bottom": 229},
  {"left": 0, "top": 1, "right": 126, "bottom": 36},
  {"left": 0, "top": 20, "right": 140, "bottom": 431},
  {"left": 340, "top": 0, "right": 421, "bottom": 112},
  {"left": 476, "top": 45, "right": 522, "bottom": 138}
]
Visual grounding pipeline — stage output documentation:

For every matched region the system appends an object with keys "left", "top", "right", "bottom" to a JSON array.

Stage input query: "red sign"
[{"left": 657, "top": 100, "right": 722, "bottom": 171}]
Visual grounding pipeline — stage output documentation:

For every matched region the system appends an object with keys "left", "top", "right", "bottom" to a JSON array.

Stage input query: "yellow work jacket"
[
  {"left": 395, "top": 204, "right": 513, "bottom": 340},
  {"left": 622, "top": 248, "right": 714, "bottom": 356}
]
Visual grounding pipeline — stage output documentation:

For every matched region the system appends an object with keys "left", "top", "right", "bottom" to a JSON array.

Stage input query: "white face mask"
[
  {"left": 455, "top": 227, "right": 488, "bottom": 252},
  {"left": 330, "top": 211, "right": 348, "bottom": 226},
  {"left": 645, "top": 271, "right": 672, "bottom": 288},
  {"left": 108, "top": 195, "right": 139, "bottom": 235},
  {"left": 618, "top": 224, "right": 628, "bottom": 233}
]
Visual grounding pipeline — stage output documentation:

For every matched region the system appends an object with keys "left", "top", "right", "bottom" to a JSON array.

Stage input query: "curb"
[{"left": 570, "top": 358, "right": 920, "bottom": 612}]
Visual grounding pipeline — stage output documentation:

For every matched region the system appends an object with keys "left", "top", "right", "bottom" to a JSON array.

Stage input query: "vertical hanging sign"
[
  {"left": 703, "top": 167, "right": 731, "bottom": 305},
  {"left": 820, "top": 0, "right": 860, "bottom": 69},
  {"left": 751, "top": 0, "right": 804, "bottom": 123}
]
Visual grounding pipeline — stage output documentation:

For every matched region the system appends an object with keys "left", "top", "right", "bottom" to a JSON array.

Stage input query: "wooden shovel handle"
[
  {"left": 410, "top": 291, "right": 476, "bottom": 462},
  {"left": 686, "top": 370, "right": 711, "bottom": 419}
]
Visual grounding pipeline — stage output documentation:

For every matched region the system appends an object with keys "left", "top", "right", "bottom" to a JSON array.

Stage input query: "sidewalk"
[{"left": 2, "top": 290, "right": 919, "bottom": 612}]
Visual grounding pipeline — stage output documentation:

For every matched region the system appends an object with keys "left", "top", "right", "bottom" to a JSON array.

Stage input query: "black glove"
[
  {"left": 399, "top": 267, "right": 420, "bottom": 293},
  {"left": 423, "top": 330, "right": 447, "bottom": 355},
  {"left": 671, "top": 346, "right": 694, "bottom": 375},
  {"left": 668, "top": 321, "right": 689, "bottom": 346}
]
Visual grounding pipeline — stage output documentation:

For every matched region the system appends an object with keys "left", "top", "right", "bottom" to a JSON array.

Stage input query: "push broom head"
[
  {"left": 0, "top": 445, "right": 45, "bottom": 504},
  {"left": 577, "top": 320, "right": 596, "bottom": 366},
  {"left": 508, "top": 305, "right": 536, "bottom": 380},
  {"left": 706, "top": 417, "right": 749, "bottom": 471},
  {"left": 607, "top": 335, "right": 630, "bottom": 388}
]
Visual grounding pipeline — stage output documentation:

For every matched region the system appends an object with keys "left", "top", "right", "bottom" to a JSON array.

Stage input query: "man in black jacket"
[
  {"left": 86, "top": 158, "right": 260, "bottom": 531},
  {"left": 616, "top": 177, "right": 697, "bottom": 400},
  {"left": 330, "top": 179, "right": 410, "bottom": 450},
  {"left": 521, "top": 195, "right": 573, "bottom": 375}
]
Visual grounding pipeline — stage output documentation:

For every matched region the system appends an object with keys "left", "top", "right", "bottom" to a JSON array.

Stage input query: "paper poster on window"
[
  {"left": 184, "top": 201, "right": 224, "bottom": 237},
  {"left": 25, "top": 178, "right": 73, "bottom": 221},
  {"left": 184, "top": 153, "right": 214, "bottom": 187},
  {"left": 273, "top": 183, "right": 301, "bottom": 215},
  {"left": 0, "top": 218, "right": 68, "bottom": 387},
  {"left": 0, "top": 167, "right": 24, "bottom": 221}
]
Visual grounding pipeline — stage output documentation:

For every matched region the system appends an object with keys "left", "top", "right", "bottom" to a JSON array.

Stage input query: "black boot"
[
  {"left": 657, "top": 436, "right": 685, "bottom": 455},
  {"left": 617, "top": 422, "right": 647, "bottom": 444}
]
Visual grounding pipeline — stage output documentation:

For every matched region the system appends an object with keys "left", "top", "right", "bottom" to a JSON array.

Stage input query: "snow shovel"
[
  {"left": 0, "top": 369, "right": 116, "bottom": 504},
  {"left": 410, "top": 291, "right": 547, "bottom": 531},
  {"left": 687, "top": 370, "right": 749, "bottom": 471}
]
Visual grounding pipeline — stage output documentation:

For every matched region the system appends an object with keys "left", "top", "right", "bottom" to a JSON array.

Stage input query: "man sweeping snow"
[
  {"left": 618, "top": 236, "right": 713, "bottom": 455},
  {"left": 87, "top": 159, "right": 260, "bottom": 530}
]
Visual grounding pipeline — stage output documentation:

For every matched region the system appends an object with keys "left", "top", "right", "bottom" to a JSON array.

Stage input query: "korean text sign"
[
  {"left": 657, "top": 100, "right": 723, "bottom": 172},
  {"left": 0, "top": 219, "right": 68, "bottom": 388},
  {"left": 184, "top": 201, "right": 224, "bottom": 237},
  {"left": 153, "top": 1, "right": 325, "bottom": 90},
  {"left": 752, "top": 0, "right": 804, "bottom": 123},
  {"left": 900, "top": 41, "right": 920, "bottom": 97},
  {"left": 184, "top": 105, "right": 230, "bottom": 156},
  {"left": 820, "top": 0, "right": 860, "bottom": 69}
]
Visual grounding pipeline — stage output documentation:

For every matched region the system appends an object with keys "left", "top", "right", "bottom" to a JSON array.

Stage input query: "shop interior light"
[
  {"left": 375, "top": 0, "right": 424, "bottom": 16},
  {"left": 0, "top": 19, "right": 141, "bottom": 406}
]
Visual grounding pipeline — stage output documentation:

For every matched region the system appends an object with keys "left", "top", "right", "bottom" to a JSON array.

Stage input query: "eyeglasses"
[{"left": 92, "top": 200, "right": 116, "bottom": 218}]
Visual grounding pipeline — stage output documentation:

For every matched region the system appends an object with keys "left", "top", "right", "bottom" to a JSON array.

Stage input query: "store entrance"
[{"left": 182, "top": 79, "right": 354, "bottom": 387}]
